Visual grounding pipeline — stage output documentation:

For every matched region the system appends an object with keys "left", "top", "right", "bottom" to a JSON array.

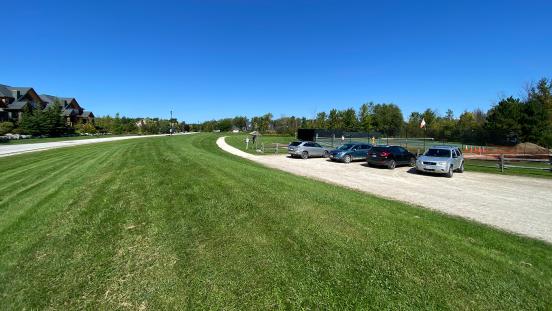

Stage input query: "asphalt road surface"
[{"left": 218, "top": 136, "right": 552, "bottom": 243}]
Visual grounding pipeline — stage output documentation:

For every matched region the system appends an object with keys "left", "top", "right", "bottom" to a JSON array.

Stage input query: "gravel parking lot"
[{"left": 218, "top": 137, "right": 552, "bottom": 243}]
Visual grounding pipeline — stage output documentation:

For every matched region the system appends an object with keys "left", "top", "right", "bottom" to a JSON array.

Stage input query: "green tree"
[
  {"left": 485, "top": 97, "right": 523, "bottom": 144},
  {"left": 232, "top": 116, "right": 248, "bottom": 131},
  {"left": 342, "top": 108, "right": 358, "bottom": 131},
  {"left": 217, "top": 118, "right": 233, "bottom": 132},
  {"left": 315, "top": 112, "right": 327, "bottom": 129},
  {"left": 358, "top": 103, "right": 373, "bottom": 132},
  {"left": 407, "top": 112, "right": 423, "bottom": 138},
  {"left": 327, "top": 109, "right": 341, "bottom": 129},
  {"left": 372, "top": 103, "right": 403, "bottom": 136},
  {"left": 524, "top": 78, "right": 552, "bottom": 146}
]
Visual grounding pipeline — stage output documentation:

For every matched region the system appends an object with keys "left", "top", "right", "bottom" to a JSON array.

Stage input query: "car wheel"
[
  {"left": 301, "top": 151, "right": 309, "bottom": 159},
  {"left": 409, "top": 157, "right": 416, "bottom": 167},
  {"left": 323, "top": 150, "right": 330, "bottom": 158},
  {"left": 458, "top": 162, "right": 465, "bottom": 173},
  {"left": 446, "top": 165, "right": 454, "bottom": 178},
  {"left": 344, "top": 155, "right": 352, "bottom": 163},
  {"left": 387, "top": 159, "right": 396, "bottom": 170}
]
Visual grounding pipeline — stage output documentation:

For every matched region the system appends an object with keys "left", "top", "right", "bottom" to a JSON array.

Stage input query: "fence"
[
  {"left": 315, "top": 135, "right": 457, "bottom": 153},
  {"left": 257, "top": 143, "right": 289, "bottom": 154},
  {"left": 465, "top": 154, "right": 552, "bottom": 173}
]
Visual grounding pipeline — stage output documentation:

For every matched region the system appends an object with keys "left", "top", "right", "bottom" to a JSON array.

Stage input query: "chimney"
[{"left": 11, "top": 90, "right": 20, "bottom": 99}]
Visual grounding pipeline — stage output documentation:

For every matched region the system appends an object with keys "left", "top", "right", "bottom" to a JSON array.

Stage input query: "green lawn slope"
[{"left": 0, "top": 133, "right": 550, "bottom": 309}]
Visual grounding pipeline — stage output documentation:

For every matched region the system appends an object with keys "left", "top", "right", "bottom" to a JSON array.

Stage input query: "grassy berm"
[{"left": 0, "top": 134, "right": 551, "bottom": 309}]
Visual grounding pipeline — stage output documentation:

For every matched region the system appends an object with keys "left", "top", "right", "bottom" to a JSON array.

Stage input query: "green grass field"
[
  {"left": 1, "top": 133, "right": 551, "bottom": 309},
  {"left": 1, "top": 134, "right": 120, "bottom": 145}
]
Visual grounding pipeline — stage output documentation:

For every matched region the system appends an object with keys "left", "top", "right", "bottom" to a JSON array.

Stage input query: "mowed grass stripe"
[
  {"left": 0, "top": 134, "right": 551, "bottom": 309},
  {"left": 0, "top": 144, "right": 125, "bottom": 268}
]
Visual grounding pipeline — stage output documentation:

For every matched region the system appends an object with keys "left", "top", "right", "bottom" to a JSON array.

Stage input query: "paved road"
[
  {"left": 218, "top": 137, "right": 552, "bottom": 243},
  {"left": 0, "top": 134, "right": 171, "bottom": 158}
]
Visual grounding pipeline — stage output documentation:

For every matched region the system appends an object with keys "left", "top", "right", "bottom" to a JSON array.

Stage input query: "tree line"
[
  {"left": 93, "top": 114, "right": 186, "bottom": 135},
  {"left": 195, "top": 78, "right": 552, "bottom": 147},
  {"left": 0, "top": 106, "right": 186, "bottom": 137},
  {"left": 3, "top": 78, "right": 550, "bottom": 147}
]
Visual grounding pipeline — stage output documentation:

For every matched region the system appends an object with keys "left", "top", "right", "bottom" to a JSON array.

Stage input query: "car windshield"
[
  {"left": 337, "top": 144, "right": 355, "bottom": 150},
  {"left": 425, "top": 149, "right": 451, "bottom": 157},
  {"left": 289, "top": 142, "right": 301, "bottom": 146}
]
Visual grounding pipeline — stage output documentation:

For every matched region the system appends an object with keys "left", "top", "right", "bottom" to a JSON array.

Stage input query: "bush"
[
  {"left": 0, "top": 121, "right": 15, "bottom": 135},
  {"left": 75, "top": 123, "right": 97, "bottom": 134}
]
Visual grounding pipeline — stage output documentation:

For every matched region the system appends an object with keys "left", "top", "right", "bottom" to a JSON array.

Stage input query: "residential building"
[
  {"left": 0, "top": 83, "right": 94, "bottom": 126},
  {"left": 0, "top": 84, "right": 44, "bottom": 122}
]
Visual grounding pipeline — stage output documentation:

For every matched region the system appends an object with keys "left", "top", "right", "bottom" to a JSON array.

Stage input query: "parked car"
[
  {"left": 366, "top": 145, "right": 416, "bottom": 169},
  {"left": 288, "top": 141, "right": 330, "bottom": 159},
  {"left": 415, "top": 146, "right": 464, "bottom": 177},
  {"left": 329, "top": 143, "right": 373, "bottom": 163}
]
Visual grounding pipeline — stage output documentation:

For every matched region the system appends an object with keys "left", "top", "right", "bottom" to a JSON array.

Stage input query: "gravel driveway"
[{"left": 218, "top": 137, "right": 552, "bottom": 243}]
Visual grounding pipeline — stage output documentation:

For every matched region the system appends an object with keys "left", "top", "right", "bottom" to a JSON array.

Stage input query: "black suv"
[{"left": 366, "top": 145, "right": 416, "bottom": 169}]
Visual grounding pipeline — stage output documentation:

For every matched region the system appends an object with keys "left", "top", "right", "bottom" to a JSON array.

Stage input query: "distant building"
[{"left": 0, "top": 83, "right": 94, "bottom": 125}]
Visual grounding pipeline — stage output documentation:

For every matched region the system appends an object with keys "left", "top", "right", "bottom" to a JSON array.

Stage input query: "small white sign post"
[{"left": 245, "top": 137, "right": 250, "bottom": 150}]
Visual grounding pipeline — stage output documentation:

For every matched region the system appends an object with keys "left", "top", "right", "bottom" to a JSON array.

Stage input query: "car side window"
[
  {"left": 399, "top": 147, "right": 408, "bottom": 154},
  {"left": 305, "top": 142, "right": 314, "bottom": 147},
  {"left": 314, "top": 143, "right": 322, "bottom": 148},
  {"left": 390, "top": 146, "right": 400, "bottom": 155},
  {"left": 452, "top": 150, "right": 458, "bottom": 158}
]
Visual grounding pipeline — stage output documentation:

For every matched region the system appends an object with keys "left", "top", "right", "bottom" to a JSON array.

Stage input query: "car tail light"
[{"left": 379, "top": 151, "right": 390, "bottom": 157}]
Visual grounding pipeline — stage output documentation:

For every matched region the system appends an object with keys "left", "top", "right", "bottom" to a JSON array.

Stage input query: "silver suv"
[
  {"left": 415, "top": 146, "right": 464, "bottom": 177},
  {"left": 288, "top": 141, "right": 330, "bottom": 159}
]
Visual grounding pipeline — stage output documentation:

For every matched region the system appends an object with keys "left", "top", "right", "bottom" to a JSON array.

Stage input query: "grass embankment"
[
  {"left": 1, "top": 133, "right": 551, "bottom": 309},
  {"left": 1, "top": 134, "right": 120, "bottom": 145}
]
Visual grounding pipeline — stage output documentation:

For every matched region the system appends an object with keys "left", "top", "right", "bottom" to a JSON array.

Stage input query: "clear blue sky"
[{"left": 2, "top": 0, "right": 551, "bottom": 123}]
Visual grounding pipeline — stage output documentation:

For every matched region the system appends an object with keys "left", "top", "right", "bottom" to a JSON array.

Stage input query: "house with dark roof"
[
  {"left": 40, "top": 94, "right": 95, "bottom": 125},
  {"left": 1, "top": 83, "right": 95, "bottom": 126},
  {"left": 0, "top": 84, "right": 44, "bottom": 122},
  {"left": 0, "top": 85, "right": 15, "bottom": 122}
]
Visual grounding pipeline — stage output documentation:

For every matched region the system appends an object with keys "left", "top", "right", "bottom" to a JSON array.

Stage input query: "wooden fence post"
[
  {"left": 275, "top": 143, "right": 278, "bottom": 154},
  {"left": 549, "top": 155, "right": 552, "bottom": 172},
  {"left": 499, "top": 154, "right": 504, "bottom": 173}
]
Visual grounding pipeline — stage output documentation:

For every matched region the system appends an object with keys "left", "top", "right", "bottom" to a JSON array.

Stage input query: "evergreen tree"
[{"left": 358, "top": 103, "right": 373, "bottom": 132}]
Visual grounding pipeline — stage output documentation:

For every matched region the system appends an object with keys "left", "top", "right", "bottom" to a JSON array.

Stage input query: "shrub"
[{"left": 0, "top": 121, "right": 15, "bottom": 135}]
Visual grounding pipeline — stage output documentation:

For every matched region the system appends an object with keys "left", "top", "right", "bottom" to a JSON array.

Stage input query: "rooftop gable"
[{"left": 0, "top": 84, "right": 14, "bottom": 98}]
